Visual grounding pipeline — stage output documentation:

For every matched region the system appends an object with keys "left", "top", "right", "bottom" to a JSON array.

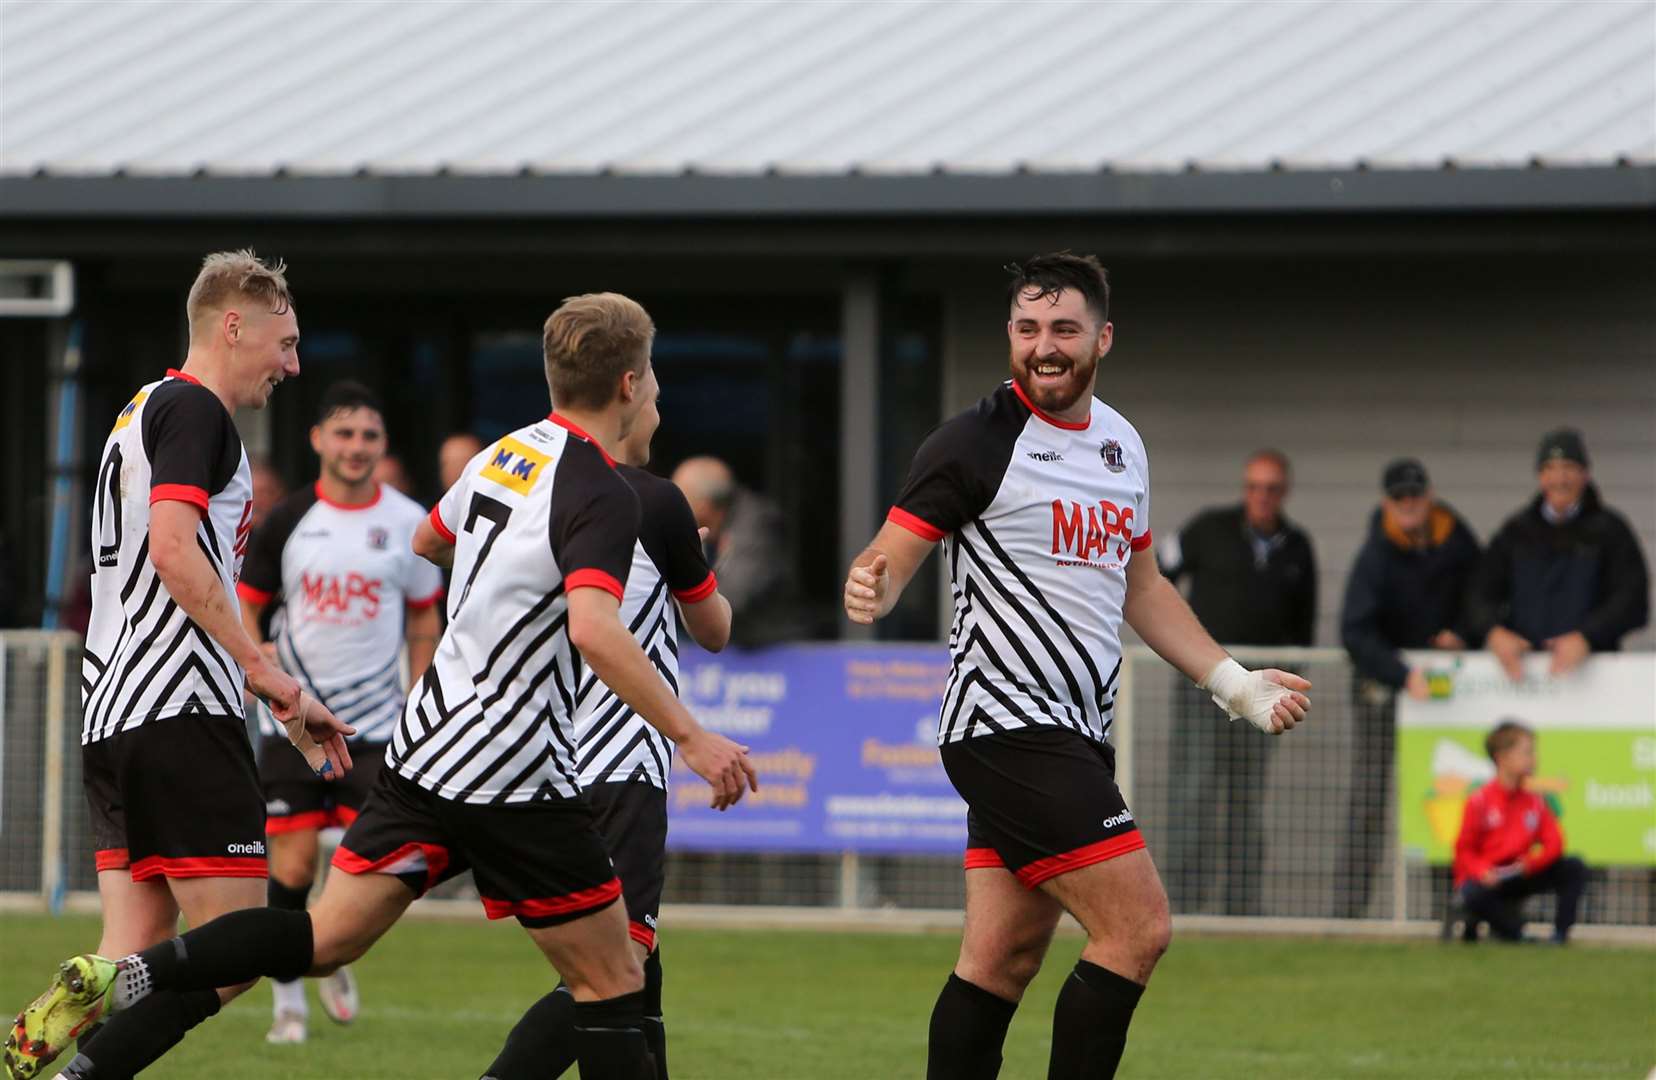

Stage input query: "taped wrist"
[{"left": 1199, "top": 658, "right": 1249, "bottom": 720}]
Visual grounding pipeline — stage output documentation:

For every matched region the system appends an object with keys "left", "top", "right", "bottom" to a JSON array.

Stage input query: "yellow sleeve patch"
[
  {"left": 111, "top": 390, "right": 148, "bottom": 435},
  {"left": 479, "top": 436, "right": 551, "bottom": 495}
]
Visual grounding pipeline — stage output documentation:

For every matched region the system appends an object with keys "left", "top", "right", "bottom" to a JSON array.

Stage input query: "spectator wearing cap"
[
  {"left": 1335, "top": 458, "right": 1480, "bottom": 916},
  {"left": 1467, "top": 429, "right": 1649, "bottom": 682},
  {"left": 1160, "top": 449, "right": 1316, "bottom": 916}
]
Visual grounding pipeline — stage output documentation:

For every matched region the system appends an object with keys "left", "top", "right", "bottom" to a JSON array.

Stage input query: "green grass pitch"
[{"left": 1, "top": 914, "right": 1650, "bottom": 1078}]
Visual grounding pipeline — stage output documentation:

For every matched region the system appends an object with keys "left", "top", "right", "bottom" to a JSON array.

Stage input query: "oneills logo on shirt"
[
  {"left": 480, "top": 436, "right": 551, "bottom": 495},
  {"left": 111, "top": 391, "right": 148, "bottom": 434}
]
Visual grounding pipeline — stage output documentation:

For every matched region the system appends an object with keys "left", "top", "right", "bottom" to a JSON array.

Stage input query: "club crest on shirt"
[
  {"left": 1100, "top": 439, "right": 1126, "bottom": 473},
  {"left": 367, "top": 526, "right": 389, "bottom": 550}
]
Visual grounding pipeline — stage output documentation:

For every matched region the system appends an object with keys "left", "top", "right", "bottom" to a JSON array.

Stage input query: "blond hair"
[
  {"left": 185, "top": 249, "right": 293, "bottom": 335},
  {"left": 542, "top": 292, "right": 654, "bottom": 409}
]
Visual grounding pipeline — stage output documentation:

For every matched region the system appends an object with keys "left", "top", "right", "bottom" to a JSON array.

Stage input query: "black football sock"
[
  {"left": 572, "top": 991, "right": 654, "bottom": 1080},
  {"left": 58, "top": 988, "right": 221, "bottom": 1079},
  {"left": 1047, "top": 959, "right": 1144, "bottom": 1080},
  {"left": 642, "top": 949, "right": 667, "bottom": 1080},
  {"left": 479, "top": 985, "right": 577, "bottom": 1080},
  {"left": 114, "top": 909, "right": 312, "bottom": 1008},
  {"left": 926, "top": 973, "right": 1018, "bottom": 1080},
  {"left": 266, "top": 878, "right": 312, "bottom": 998}
]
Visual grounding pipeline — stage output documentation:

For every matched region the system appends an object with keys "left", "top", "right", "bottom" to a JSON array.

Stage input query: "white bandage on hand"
[
  {"left": 282, "top": 691, "right": 334, "bottom": 777},
  {"left": 1199, "top": 658, "right": 1287, "bottom": 734}
]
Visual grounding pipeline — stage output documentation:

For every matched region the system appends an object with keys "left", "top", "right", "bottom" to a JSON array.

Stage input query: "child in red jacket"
[{"left": 1453, "top": 720, "right": 1588, "bottom": 943}]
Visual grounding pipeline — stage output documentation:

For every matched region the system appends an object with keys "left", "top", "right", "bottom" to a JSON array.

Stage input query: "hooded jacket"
[
  {"left": 1340, "top": 502, "right": 1481, "bottom": 687},
  {"left": 1466, "top": 484, "right": 1649, "bottom": 650}
]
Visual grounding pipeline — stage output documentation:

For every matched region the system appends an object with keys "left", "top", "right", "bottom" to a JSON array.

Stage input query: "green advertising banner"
[{"left": 1396, "top": 652, "right": 1656, "bottom": 868}]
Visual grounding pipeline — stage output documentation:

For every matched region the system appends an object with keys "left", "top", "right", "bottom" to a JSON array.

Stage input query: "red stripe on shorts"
[
  {"left": 1014, "top": 830, "right": 1146, "bottom": 890},
  {"left": 480, "top": 877, "right": 622, "bottom": 922},
  {"left": 94, "top": 848, "right": 130, "bottom": 872},
  {"left": 331, "top": 840, "right": 451, "bottom": 896},
  {"left": 963, "top": 847, "right": 1005, "bottom": 870},
  {"left": 130, "top": 855, "right": 268, "bottom": 881},
  {"left": 628, "top": 921, "right": 657, "bottom": 951},
  {"left": 265, "top": 810, "right": 333, "bottom": 835}
]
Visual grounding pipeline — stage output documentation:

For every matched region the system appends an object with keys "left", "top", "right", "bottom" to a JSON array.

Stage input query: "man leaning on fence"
[
  {"left": 1466, "top": 428, "right": 1649, "bottom": 682},
  {"left": 1336, "top": 458, "right": 1480, "bottom": 917},
  {"left": 1453, "top": 721, "right": 1587, "bottom": 944}
]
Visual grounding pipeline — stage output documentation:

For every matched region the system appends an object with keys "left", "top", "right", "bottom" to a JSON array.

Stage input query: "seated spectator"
[
  {"left": 672, "top": 455, "right": 806, "bottom": 647},
  {"left": 1467, "top": 428, "right": 1649, "bottom": 681},
  {"left": 1336, "top": 458, "right": 1480, "bottom": 917},
  {"left": 1453, "top": 720, "right": 1587, "bottom": 944}
]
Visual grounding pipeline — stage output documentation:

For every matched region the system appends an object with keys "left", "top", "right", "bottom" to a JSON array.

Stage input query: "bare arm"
[
  {"left": 843, "top": 520, "right": 938, "bottom": 623},
  {"left": 413, "top": 516, "right": 455, "bottom": 568},
  {"left": 567, "top": 586, "right": 757, "bottom": 808},
  {"left": 677, "top": 590, "right": 732, "bottom": 652},
  {"left": 150, "top": 500, "right": 354, "bottom": 769},
  {"left": 1123, "top": 538, "right": 1310, "bottom": 734},
  {"left": 404, "top": 602, "right": 440, "bottom": 684},
  {"left": 1121, "top": 539, "right": 1228, "bottom": 683}
]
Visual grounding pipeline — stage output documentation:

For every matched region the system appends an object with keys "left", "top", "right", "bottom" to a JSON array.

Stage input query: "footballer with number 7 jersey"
[
  {"left": 843, "top": 252, "right": 1312, "bottom": 1080},
  {"left": 4, "top": 251, "right": 353, "bottom": 1080},
  {"left": 11, "top": 292, "right": 757, "bottom": 1080}
]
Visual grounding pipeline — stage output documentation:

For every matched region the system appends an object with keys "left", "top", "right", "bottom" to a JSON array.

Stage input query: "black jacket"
[
  {"left": 1166, "top": 505, "right": 1317, "bottom": 646},
  {"left": 1466, "top": 484, "right": 1649, "bottom": 650},
  {"left": 1340, "top": 503, "right": 1481, "bottom": 687}
]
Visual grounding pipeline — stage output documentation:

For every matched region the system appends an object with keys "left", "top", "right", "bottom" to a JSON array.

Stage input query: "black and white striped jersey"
[
  {"left": 238, "top": 482, "right": 444, "bottom": 743},
  {"left": 573, "top": 465, "right": 717, "bottom": 790},
  {"left": 81, "top": 370, "right": 253, "bottom": 744},
  {"left": 388, "top": 414, "right": 639, "bottom": 804},
  {"left": 889, "top": 380, "right": 1152, "bottom": 747}
]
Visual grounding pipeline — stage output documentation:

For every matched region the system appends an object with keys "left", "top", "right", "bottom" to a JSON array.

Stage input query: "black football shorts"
[
  {"left": 332, "top": 766, "right": 620, "bottom": 928},
  {"left": 82, "top": 712, "right": 268, "bottom": 881},
  {"left": 940, "top": 726, "right": 1145, "bottom": 889},
  {"left": 260, "top": 735, "right": 385, "bottom": 835},
  {"left": 586, "top": 780, "right": 668, "bottom": 951}
]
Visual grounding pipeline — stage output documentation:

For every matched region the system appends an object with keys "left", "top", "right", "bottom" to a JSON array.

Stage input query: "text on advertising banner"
[
  {"left": 1396, "top": 651, "right": 1656, "bottom": 867},
  {"left": 666, "top": 643, "right": 967, "bottom": 854}
]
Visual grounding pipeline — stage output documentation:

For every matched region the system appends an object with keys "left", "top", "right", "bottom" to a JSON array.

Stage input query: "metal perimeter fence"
[{"left": 3, "top": 630, "right": 1651, "bottom": 934}]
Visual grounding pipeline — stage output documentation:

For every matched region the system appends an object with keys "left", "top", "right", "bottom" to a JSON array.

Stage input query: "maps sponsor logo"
[
  {"left": 300, "top": 571, "right": 384, "bottom": 618},
  {"left": 1051, "top": 499, "right": 1136, "bottom": 563}
]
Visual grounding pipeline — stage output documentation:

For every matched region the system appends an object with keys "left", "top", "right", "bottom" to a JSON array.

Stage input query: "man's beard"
[{"left": 1012, "top": 352, "right": 1097, "bottom": 414}]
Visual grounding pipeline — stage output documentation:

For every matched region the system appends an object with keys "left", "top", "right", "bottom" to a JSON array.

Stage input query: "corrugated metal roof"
[{"left": 2, "top": 0, "right": 1651, "bottom": 178}]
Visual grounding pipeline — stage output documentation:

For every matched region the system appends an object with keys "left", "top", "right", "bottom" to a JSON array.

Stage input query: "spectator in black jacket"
[
  {"left": 1160, "top": 449, "right": 1317, "bottom": 915},
  {"left": 1468, "top": 429, "right": 1649, "bottom": 682},
  {"left": 1335, "top": 458, "right": 1480, "bottom": 916}
]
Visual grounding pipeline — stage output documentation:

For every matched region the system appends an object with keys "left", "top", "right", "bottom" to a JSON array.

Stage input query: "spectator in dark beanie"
[
  {"left": 1468, "top": 429, "right": 1649, "bottom": 682},
  {"left": 1335, "top": 458, "right": 1480, "bottom": 916}
]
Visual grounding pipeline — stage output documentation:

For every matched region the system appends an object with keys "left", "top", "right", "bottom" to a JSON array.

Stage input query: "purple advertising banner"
[{"left": 665, "top": 643, "right": 966, "bottom": 854}]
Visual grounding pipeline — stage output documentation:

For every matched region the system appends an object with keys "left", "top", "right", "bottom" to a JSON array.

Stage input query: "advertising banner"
[
  {"left": 1396, "top": 652, "right": 1656, "bottom": 867},
  {"left": 665, "top": 643, "right": 965, "bottom": 854}
]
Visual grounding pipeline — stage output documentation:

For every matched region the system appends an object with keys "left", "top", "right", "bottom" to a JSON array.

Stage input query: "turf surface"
[{"left": 1, "top": 914, "right": 1650, "bottom": 1078}]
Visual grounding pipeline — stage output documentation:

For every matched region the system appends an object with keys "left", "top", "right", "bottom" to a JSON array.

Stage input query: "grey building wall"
[{"left": 938, "top": 252, "right": 1656, "bottom": 649}]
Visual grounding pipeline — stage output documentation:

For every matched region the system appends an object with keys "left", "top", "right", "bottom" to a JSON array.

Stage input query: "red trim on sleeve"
[
  {"left": 429, "top": 505, "right": 457, "bottom": 544},
  {"left": 151, "top": 483, "right": 210, "bottom": 513},
  {"left": 1009, "top": 378, "right": 1091, "bottom": 431},
  {"left": 888, "top": 506, "right": 946, "bottom": 542},
  {"left": 1130, "top": 529, "right": 1153, "bottom": 553},
  {"left": 628, "top": 920, "right": 658, "bottom": 951},
  {"left": 672, "top": 571, "right": 718, "bottom": 604},
  {"left": 480, "top": 877, "right": 623, "bottom": 921},
  {"left": 94, "top": 848, "right": 131, "bottom": 872},
  {"left": 963, "top": 847, "right": 1005, "bottom": 871},
  {"left": 407, "top": 587, "right": 445, "bottom": 610},
  {"left": 566, "top": 568, "right": 625, "bottom": 600},
  {"left": 130, "top": 855, "right": 268, "bottom": 881},
  {"left": 547, "top": 413, "right": 617, "bottom": 468},
  {"left": 313, "top": 480, "right": 383, "bottom": 511},
  {"left": 165, "top": 367, "right": 203, "bottom": 386},
  {"left": 237, "top": 582, "right": 275, "bottom": 605},
  {"left": 1014, "top": 830, "right": 1146, "bottom": 889}
]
